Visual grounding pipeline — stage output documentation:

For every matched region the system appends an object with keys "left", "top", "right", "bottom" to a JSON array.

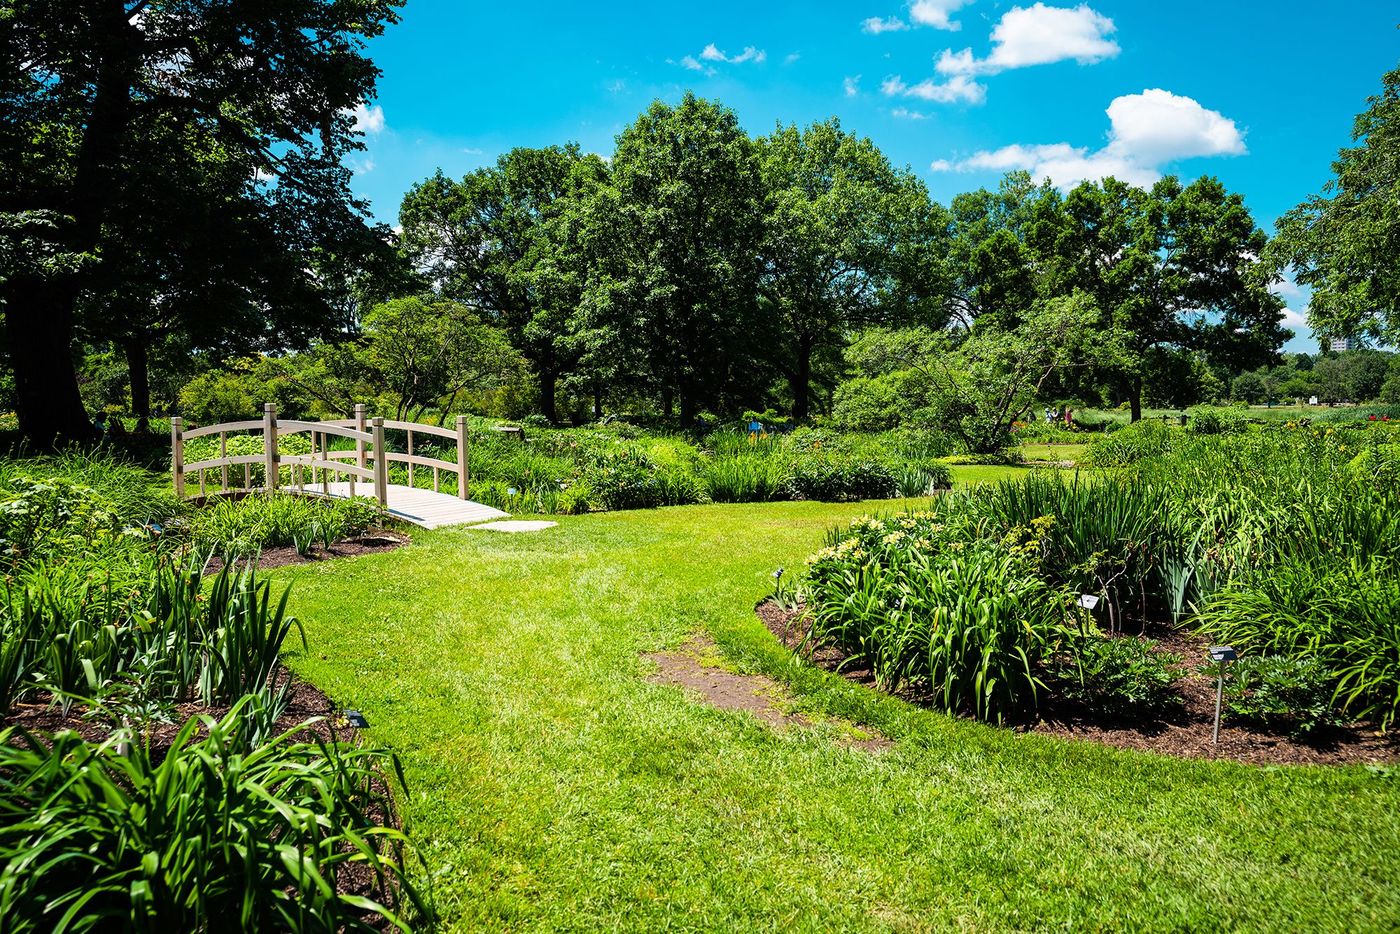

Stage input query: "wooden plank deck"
[{"left": 313, "top": 482, "right": 509, "bottom": 529}]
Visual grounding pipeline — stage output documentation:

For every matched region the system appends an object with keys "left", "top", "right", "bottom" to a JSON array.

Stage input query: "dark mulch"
[
  {"left": 1, "top": 674, "right": 410, "bottom": 928},
  {"left": 204, "top": 532, "right": 409, "bottom": 573},
  {"left": 757, "top": 600, "right": 1400, "bottom": 767}
]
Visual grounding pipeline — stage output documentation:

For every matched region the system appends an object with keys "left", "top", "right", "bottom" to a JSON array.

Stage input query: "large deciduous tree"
[
  {"left": 1045, "top": 175, "right": 1285, "bottom": 420},
  {"left": 0, "top": 0, "right": 402, "bottom": 444},
  {"left": 576, "top": 94, "right": 767, "bottom": 425},
  {"left": 399, "top": 145, "right": 608, "bottom": 422},
  {"left": 1271, "top": 61, "right": 1400, "bottom": 344},
  {"left": 756, "top": 118, "right": 948, "bottom": 421}
]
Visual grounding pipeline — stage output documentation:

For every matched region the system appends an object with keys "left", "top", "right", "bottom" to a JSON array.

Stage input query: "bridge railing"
[{"left": 170, "top": 403, "right": 471, "bottom": 507}]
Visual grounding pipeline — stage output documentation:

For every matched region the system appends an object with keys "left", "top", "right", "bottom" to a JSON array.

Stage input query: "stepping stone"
[{"left": 468, "top": 520, "right": 558, "bottom": 532}]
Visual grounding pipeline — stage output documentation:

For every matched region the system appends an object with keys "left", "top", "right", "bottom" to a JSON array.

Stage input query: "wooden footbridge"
[{"left": 170, "top": 404, "right": 508, "bottom": 529}]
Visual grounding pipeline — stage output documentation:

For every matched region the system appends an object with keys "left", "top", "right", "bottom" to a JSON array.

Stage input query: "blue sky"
[{"left": 348, "top": 1, "right": 1400, "bottom": 353}]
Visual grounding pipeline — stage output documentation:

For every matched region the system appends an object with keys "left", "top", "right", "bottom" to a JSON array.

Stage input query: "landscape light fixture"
[
  {"left": 772, "top": 567, "right": 784, "bottom": 583},
  {"left": 343, "top": 710, "right": 370, "bottom": 729},
  {"left": 1208, "top": 645, "right": 1237, "bottom": 745}
]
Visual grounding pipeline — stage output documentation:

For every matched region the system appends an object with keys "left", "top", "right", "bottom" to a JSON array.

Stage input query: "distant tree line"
[{"left": 5, "top": 5, "right": 1399, "bottom": 447}]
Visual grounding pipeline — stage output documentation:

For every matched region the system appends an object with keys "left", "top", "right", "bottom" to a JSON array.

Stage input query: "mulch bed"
[
  {"left": 1, "top": 673, "right": 409, "bottom": 928},
  {"left": 204, "top": 532, "right": 409, "bottom": 572},
  {"left": 757, "top": 600, "right": 1400, "bottom": 766}
]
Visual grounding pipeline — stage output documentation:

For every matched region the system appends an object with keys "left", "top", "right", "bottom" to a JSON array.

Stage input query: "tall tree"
[
  {"left": 1044, "top": 175, "right": 1284, "bottom": 420},
  {"left": 1272, "top": 61, "right": 1400, "bottom": 344},
  {"left": 399, "top": 146, "right": 607, "bottom": 422},
  {"left": 576, "top": 94, "right": 767, "bottom": 424},
  {"left": 756, "top": 118, "right": 948, "bottom": 421},
  {"left": 0, "top": 0, "right": 401, "bottom": 444}
]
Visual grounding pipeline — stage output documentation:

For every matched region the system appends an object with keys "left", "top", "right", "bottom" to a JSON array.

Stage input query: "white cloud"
[
  {"left": 937, "top": 3, "right": 1119, "bottom": 76},
  {"left": 863, "top": 16, "right": 908, "bottom": 33},
  {"left": 350, "top": 103, "right": 385, "bottom": 135},
  {"left": 844, "top": 75, "right": 862, "bottom": 97},
  {"left": 699, "top": 43, "right": 766, "bottom": 65},
  {"left": 784, "top": 52, "right": 801, "bottom": 64},
  {"left": 909, "top": 0, "right": 970, "bottom": 30},
  {"left": 929, "top": 89, "right": 1246, "bottom": 188},
  {"left": 679, "top": 55, "right": 712, "bottom": 74},
  {"left": 605, "top": 79, "right": 626, "bottom": 93},
  {"left": 1105, "top": 88, "right": 1247, "bottom": 163},
  {"left": 881, "top": 73, "right": 985, "bottom": 105},
  {"left": 891, "top": 107, "right": 929, "bottom": 120}
]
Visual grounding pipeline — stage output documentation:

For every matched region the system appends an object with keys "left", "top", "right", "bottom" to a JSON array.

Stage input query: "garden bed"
[
  {"left": 758, "top": 600, "right": 1400, "bottom": 766},
  {"left": 1, "top": 674, "right": 408, "bottom": 929},
  {"left": 204, "top": 532, "right": 410, "bottom": 572}
]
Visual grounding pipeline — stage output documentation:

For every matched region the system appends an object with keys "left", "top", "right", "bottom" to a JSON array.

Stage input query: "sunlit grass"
[{"left": 276, "top": 500, "right": 1400, "bottom": 931}]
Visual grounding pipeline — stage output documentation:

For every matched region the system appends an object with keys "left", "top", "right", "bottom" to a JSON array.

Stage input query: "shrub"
[
  {"left": 191, "top": 493, "right": 381, "bottom": 558},
  {"left": 1083, "top": 419, "right": 1178, "bottom": 467},
  {"left": 1053, "top": 635, "right": 1181, "bottom": 719},
  {"left": 1197, "top": 557, "right": 1400, "bottom": 730},
  {"left": 0, "top": 558, "right": 304, "bottom": 713},
  {"left": 1187, "top": 406, "right": 1248, "bottom": 435},
  {"left": 0, "top": 699, "right": 426, "bottom": 931},
  {"left": 786, "top": 458, "right": 896, "bottom": 502},
  {"left": 702, "top": 454, "right": 789, "bottom": 503},
  {"left": 1221, "top": 655, "right": 1347, "bottom": 738},
  {"left": 803, "top": 515, "right": 1072, "bottom": 721}
]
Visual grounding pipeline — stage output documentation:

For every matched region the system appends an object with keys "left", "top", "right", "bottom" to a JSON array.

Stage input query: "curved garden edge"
[{"left": 756, "top": 599, "right": 1400, "bottom": 768}]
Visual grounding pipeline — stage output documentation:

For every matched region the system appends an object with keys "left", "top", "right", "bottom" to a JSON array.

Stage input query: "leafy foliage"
[{"left": 0, "top": 699, "right": 424, "bottom": 932}]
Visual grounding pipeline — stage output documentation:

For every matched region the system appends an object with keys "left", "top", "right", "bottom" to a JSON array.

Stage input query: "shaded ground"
[
  {"left": 758, "top": 600, "right": 1400, "bottom": 767},
  {"left": 645, "top": 634, "right": 890, "bottom": 752},
  {"left": 205, "top": 532, "right": 409, "bottom": 572}
]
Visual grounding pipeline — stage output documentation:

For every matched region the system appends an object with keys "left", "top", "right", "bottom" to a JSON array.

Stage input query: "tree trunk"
[
  {"left": 1129, "top": 377, "right": 1143, "bottom": 422},
  {"left": 539, "top": 368, "right": 557, "bottom": 424},
  {"left": 789, "top": 337, "right": 814, "bottom": 422},
  {"left": 8, "top": 1, "right": 137, "bottom": 447},
  {"left": 122, "top": 336, "right": 151, "bottom": 432},
  {"left": 4, "top": 278, "right": 96, "bottom": 446}
]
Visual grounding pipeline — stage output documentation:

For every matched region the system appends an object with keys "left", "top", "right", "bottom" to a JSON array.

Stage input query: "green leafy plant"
[
  {"left": 1053, "top": 634, "right": 1182, "bottom": 719},
  {"left": 0, "top": 698, "right": 428, "bottom": 932},
  {"left": 1220, "top": 655, "right": 1347, "bottom": 738}
]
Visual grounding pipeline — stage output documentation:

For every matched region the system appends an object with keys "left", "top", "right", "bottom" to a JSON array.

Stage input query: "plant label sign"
[{"left": 1077, "top": 594, "right": 1100, "bottom": 610}]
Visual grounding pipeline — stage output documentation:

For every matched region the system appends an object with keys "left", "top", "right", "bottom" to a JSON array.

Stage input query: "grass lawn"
[{"left": 277, "top": 500, "right": 1400, "bottom": 932}]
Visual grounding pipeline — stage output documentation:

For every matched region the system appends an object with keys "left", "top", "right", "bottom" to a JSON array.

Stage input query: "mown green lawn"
[{"left": 278, "top": 499, "right": 1400, "bottom": 932}]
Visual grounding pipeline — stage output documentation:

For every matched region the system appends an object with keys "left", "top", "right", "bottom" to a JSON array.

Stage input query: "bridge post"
[
  {"left": 263, "top": 403, "right": 279, "bottom": 491},
  {"left": 355, "top": 403, "right": 367, "bottom": 471},
  {"left": 171, "top": 417, "right": 184, "bottom": 498},
  {"left": 372, "top": 416, "right": 388, "bottom": 507},
  {"left": 456, "top": 415, "right": 469, "bottom": 500}
]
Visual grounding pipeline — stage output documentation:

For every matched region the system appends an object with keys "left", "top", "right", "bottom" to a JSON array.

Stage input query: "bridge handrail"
[
  {"left": 170, "top": 404, "right": 472, "bottom": 505},
  {"left": 378, "top": 419, "right": 459, "bottom": 442},
  {"left": 182, "top": 419, "right": 263, "bottom": 439}
]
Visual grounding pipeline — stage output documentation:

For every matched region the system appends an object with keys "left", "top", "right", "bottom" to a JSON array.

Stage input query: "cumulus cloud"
[
  {"left": 844, "top": 75, "right": 862, "bottom": 97},
  {"left": 863, "top": 16, "right": 909, "bottom": 33},
  {"left": 929, "top": 89, "right": 1246, "bottom": 188},
  {"left": 881, "top": 73, "right": 985, "bottom": 105},
  {"left": 891, "top": 107, "right": 929, "bottom": 120},
  {"left": 936, "top": 3, "right": 1119, "bottom": 76},
  {"left": 349, "top": 103, "right": 385, "bottom": 135},
  {"left": 909, "top": 0, "right": 970, "bottom": 30}
]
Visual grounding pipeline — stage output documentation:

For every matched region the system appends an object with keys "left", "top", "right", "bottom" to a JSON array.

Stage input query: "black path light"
[
  {"left": 343, "top": 710, "right": 370, "bottom": 729},
  {"left": 1208, "top": 646, "right": 1237, "bottom": 745}
]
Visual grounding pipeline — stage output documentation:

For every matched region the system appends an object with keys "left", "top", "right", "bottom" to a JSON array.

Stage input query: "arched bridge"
[{"left": 170, "top": 404, "right": 508, "bottom": 529}]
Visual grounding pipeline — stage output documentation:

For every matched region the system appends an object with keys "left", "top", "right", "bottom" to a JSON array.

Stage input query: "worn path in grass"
[{"left": 279, "top": 497, "right": 1400, "bottom": 932}]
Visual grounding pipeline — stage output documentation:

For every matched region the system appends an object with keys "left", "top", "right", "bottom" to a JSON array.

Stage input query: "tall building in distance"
[{"left": 1327, "top": 336, "right": 1355, "bottom": 352}]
